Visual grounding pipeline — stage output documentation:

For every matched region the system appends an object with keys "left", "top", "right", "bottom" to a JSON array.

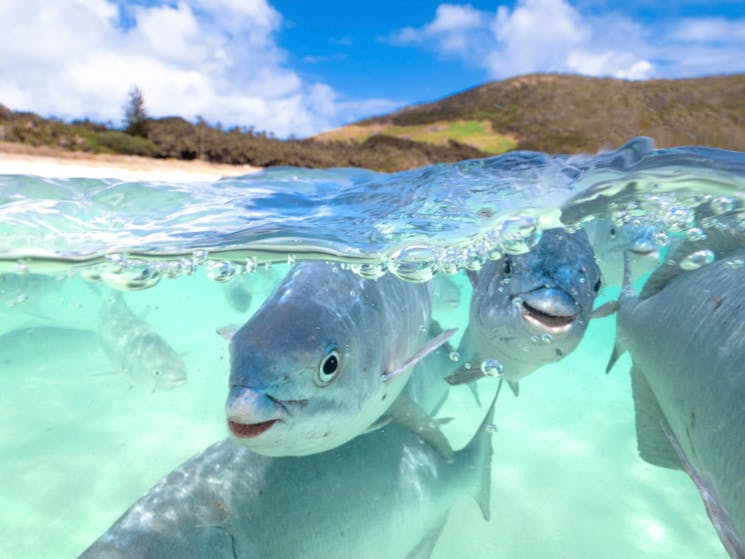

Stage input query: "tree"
[{"left": 124, "top": 85, "right": 149, "bottom": 137}]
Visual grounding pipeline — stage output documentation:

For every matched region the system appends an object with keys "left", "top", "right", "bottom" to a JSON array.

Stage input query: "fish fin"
[
  {"left": 383, "top": 328, "right": 457, "bottom": 382},
  {"left": 461, "top": 384, "right": 500, "bottom": 522},
  {"left": 591, "top": 300, "right": 618, "bottom": 319},
  {"left": 363, "top": 414, "right": 392, "bottom": 434},
  {"left": 467, "top": 270, "right": 479, "bottom": 288},
  {"left": 507, "top": 380, "right": 519, "bottom": 397},
  {"left": 468, "top": 381, "right": 482, "bottom": 406},
  {"left": 630, "top": 365, "right": 681, "bottom": 470},
  {"left": 216, "top": 325, "right": 240, "bottom": 341},
  {"left": 404, "top": 516, "right": 448, "bottom": 559},
  {"left": 445, "top": 367, "right": 484, "bottom": 385},
  {"left": 605, "top": 342, "right": 625, "bottom": 374},
  {"left": 388, "top": 393, "right": 454, "bottom": 462},
  {"left": 660, "top": 422, "right": 745, "bottom": 559}
]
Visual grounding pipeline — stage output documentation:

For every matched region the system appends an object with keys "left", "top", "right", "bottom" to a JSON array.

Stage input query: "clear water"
[{"left": 1, "top": 137, "right": 743, "bottom": 558}]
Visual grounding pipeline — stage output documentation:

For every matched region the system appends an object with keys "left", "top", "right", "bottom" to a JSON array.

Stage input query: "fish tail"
[{"left": 459, "top": 385, "right": 498, "bottom": 522}]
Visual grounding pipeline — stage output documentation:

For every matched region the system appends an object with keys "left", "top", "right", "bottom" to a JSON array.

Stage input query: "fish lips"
[
  {"left": 518, "top": 287, "right": 580, "bottom": 333},
  {"left": 225, "top": 386, "right": 284, "bottom": 440}
]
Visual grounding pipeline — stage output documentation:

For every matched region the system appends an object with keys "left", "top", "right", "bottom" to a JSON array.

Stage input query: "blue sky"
[{"left": 0, "top": 1, "right": 743, "bottom": 137}]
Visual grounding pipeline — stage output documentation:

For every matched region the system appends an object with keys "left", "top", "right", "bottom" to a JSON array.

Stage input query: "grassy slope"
[
  {"left": 321, "top": 73, "right": 745, "bottom": 154},
  {"left": 1, "top": 74, "right": 743, "bottom": 171}
]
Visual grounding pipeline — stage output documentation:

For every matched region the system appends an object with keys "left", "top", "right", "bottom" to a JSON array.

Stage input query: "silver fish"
[
  {"left": 98, "top": 293, "right": 186, "bottom": 390},
  {"left": 582, "top": 218, "right": 662, "bottom": 286},
  {"left": 226, "top": 262, "right": 455, "bottom": 457},
  {"left": 448, "top": 228, "right": 604, "bottom": 394},
  {"left": 77, "top": 399, "right": 494, "bottom": 559},
  {"left": 607, "top": 252, "right": 745, "bottom": 558}
]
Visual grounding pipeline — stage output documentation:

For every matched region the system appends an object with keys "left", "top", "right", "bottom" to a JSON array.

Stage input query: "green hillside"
[
  {"left": 347, "top": 73, "right": 745, "bottom": 154},
  {"left": 1, "top": 73, "right": 743, "bottom": 172}
]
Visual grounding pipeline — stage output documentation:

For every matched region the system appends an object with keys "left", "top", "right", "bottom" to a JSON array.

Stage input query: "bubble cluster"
[{"left": 679, "top": 249, "right": 715, "bottom": 271}]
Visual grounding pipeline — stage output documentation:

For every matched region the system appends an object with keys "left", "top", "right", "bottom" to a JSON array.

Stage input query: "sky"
[{"left": 0, "top": 0, "right": 743, "bottom": 138}]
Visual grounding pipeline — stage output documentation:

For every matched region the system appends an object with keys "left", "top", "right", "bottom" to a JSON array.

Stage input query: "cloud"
[
  {"left": 0, "top": 0, "right": 387, "bottom": 137},
  {"left": 387, "top": 0, "right": 745, "bottom": 80}
]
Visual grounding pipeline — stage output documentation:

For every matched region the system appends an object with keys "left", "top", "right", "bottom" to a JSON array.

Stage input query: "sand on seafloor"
[{"left": 0, "top": 142, "right": 260, "bottom": 182}]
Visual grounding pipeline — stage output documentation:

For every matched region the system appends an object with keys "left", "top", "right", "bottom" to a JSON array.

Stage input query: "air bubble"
[
  {"left": 541, "top": 333, "right": 553, "bottom": 344},
  {"left": 349, "top": 262, "right": 388, "bottom": 280},
  {"left": 498, "top": 215, "right": 542, "bottom": 255},
  {"left": 449, "top": 351, "right": 460, "bottom": 362},
  {"left": 679, "top": 249, "right": 715, "bottom": 271},
  {"left": 388, "top": 246, "right": 438, "bottom": 282},
  {"left": 711, "top": 196, "right": 736, "bottom": 215},
  {"left": 480, "top": 359, "right": 504, "bottom": 377},
  {"left": 101, "top": 260, "right": 161, "bottom": 291},
  {"left": 206, "top": 261, "right": 236, "bottom": 283},
  {"left": 686, "top": 227, "right": 707, "bottom": 242},
  {"left": 287, "top": 254, "right": 296, "bottom": 267}
]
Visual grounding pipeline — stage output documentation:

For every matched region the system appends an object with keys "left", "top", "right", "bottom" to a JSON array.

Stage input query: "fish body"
[
  {"left": 98, "top": 293, "right": 186, "bottom": 390},
  {"left": 451, "top": 228, "right": 601, "bottom": 387},
  {"left": 226, "top": 262, "right": 453, "bottom": 456},
  {"left": 77, "top": 409, "right": 493, "bottom": 559},
  {"left": 582, "top": 218, "right": 662, "bottom": 286},
  {"left": 609, "top": 253, "right": 745, "bottom": 557}
]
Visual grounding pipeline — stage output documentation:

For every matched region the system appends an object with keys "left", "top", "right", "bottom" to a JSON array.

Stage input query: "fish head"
[
  {"left": 584, "top": 218, "right": 662, "bottom": 286},
  {"left": 226, "top": 294, "right": 381, "bottom": 456},
  {"left": 470, "top": 228, "right": 601, "bottom": 379},
  {"left": 150, "top": 362, "right": 187, "bottom": 390}
]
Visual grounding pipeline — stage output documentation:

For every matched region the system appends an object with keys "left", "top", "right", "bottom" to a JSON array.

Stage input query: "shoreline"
[{"left": 0, "top": 141, "right": 261, "bottom": 182}]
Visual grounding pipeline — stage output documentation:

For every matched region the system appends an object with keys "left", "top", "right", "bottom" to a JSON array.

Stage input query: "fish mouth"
[
  {"left": 228, "top": 419, "right": 279, "bottom": 438},
  {"left": 519, "top": 288, "right": 579, "bottom": 333}
]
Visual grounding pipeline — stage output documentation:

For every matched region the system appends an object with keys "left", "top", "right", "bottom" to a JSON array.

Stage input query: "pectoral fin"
[
  {"left": 387, "top": 393, "right": 454, "bottom": 462},
  {"left": 445, "top": 367, "right": 484, "bottom": 385},
  {"left": 383, "top": 328, "right": 457, "bottom": 382},
  {"left": 591, "top": 301, "right": 618, "bottom": 319},
  {"left": 605, "top": 341, "right": 625, "bottom": 374},
  {"left": 630, "top": 364, "right": 681, "bottom": 470}
]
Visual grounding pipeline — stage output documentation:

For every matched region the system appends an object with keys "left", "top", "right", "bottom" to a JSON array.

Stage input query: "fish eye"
[
  {"left": 609, "top": 227, "right": 617, "bottom": 238},
  {"left": 593, "top": 278, "right": 601, "bottom": 293},
  {"left": 315, "top": 347, "right": 341, "bottom": 386},
  {"left": 503, "top": 257, "right": 512, "bottom": 275}
]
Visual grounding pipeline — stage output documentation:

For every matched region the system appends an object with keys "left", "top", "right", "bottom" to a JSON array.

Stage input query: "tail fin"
[{"left": 462, "top": 385, "right": 499, "bottom": 521}]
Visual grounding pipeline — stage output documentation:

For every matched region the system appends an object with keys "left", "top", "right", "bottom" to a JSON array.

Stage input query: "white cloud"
[
  {"left": 387, "top": 0, "right": 745, "bottom": 81},
  {"left": 0, "top": 0, "right": 386, "bottom": 137}
]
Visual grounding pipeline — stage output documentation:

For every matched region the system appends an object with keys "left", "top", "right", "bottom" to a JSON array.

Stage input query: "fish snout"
[
  {"left": 519, "top": 288, "right": 579, "bottom": 332},
  {"left": 225, "top": 386, "right": 283, "bottom": 439},
  {"left": 154, "top": 367, "right": 187, "bottom": 389},
  {"left": 629, "top": 236, "right": 658, "bottom": 256}
]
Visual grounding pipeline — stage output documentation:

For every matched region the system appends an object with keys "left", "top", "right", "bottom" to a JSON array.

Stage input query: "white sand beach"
[{"left": 0, "top": 142, "right": 260, "bottom": 182}]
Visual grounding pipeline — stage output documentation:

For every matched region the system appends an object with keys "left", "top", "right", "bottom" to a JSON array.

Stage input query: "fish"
[
  {"left": 98, "top": 292, "right": 187, "bottom": 391},
  {"left": 582, "top": 218, "right": 662, "bottom": 286},
  {"left": 607, "top": 252, "right": 745, "bottom": 558},
  {"left": 222, "top": 281, "right": 253, "bottom": 314},
  {"left": 447, "top": 228, "right": 605, "bottom": 394},
  {"left": 77, "top": 394, "right": 495, "bottom": 559},
  {"left": 226, "top": 261, "right": 456, "bottom": 457}
]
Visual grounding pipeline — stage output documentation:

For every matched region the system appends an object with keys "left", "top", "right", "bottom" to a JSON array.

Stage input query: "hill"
[
  {"left": 1, "top": 73, "right": 743, "bottom": 172},
  {"left": 315, "top": 73, "right": 745, "bottom": 154}
]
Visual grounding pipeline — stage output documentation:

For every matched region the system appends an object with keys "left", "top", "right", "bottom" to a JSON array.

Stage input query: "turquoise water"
[{"left": 1, "top": 138, "right": 744, "bottom": 558}]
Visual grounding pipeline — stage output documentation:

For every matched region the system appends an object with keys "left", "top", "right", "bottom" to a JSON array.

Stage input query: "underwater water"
[{"left": 1, "top": 137, "right": 744, "bottom": 558}]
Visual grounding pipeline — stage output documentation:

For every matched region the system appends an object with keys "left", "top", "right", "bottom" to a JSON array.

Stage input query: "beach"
[{"left": 0, "top": 142, "right": 260, "bottom": 182}]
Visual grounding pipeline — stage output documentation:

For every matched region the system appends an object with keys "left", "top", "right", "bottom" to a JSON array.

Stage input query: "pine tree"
[{"left": 124, "top": 86, "right": 149, "bottom": 137}]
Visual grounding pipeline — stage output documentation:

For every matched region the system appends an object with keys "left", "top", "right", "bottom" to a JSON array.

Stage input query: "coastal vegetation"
[{"left": 1, "top": 74, "right": 743, "bottom": 172}]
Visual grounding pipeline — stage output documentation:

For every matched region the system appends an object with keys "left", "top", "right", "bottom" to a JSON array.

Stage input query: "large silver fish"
[
  {"left": 448, "top": 228, "right": 604, "bottom": 394},
  {"left": 77, "top": 399, "right": 494, "bottom": 559},
  {"left": 607, "top": 252, "right": 745, "bottom": 558},
  {"left": 226, "top": 262, "right": 455, "bottom": 457},
  {"left": 98, "top": 293, "right": 186, "bottom": 391},
  {"left": 582, "top": 218, "right": 662, "bottom": 286}
]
